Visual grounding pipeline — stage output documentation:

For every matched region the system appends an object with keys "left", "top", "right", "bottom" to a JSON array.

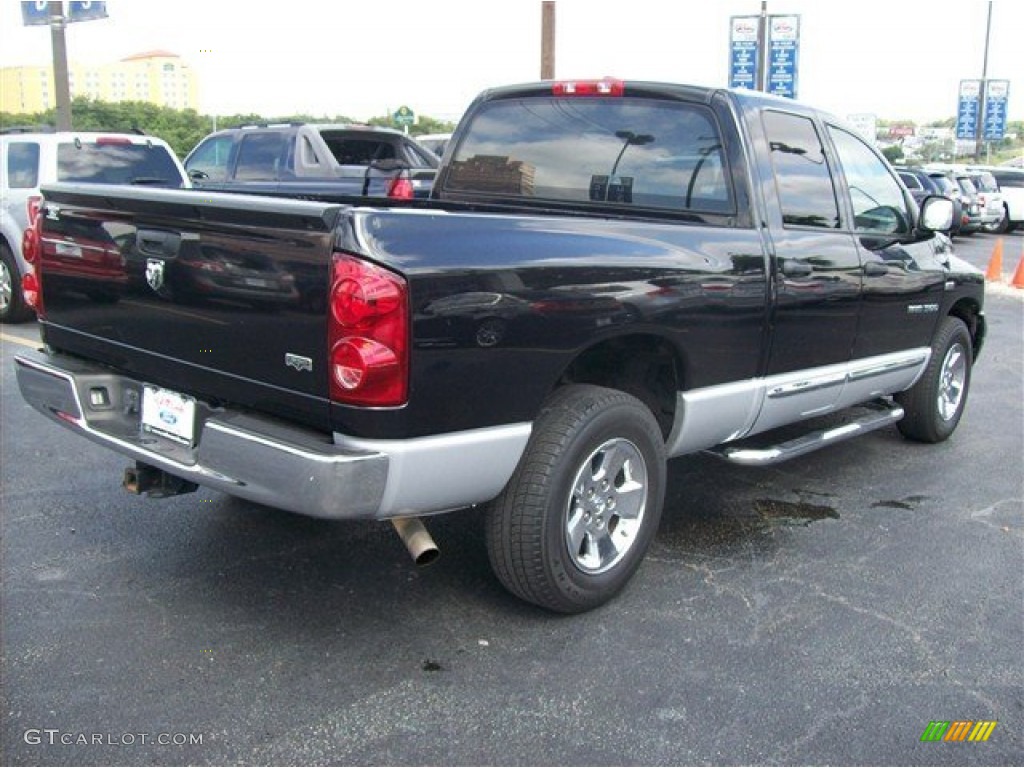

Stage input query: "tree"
[
  {"left": 1, "top": 99, "right": 457, "bottom": 159},
  {"left": 882, "top": 145, "right": 904, "bottom": 163}
]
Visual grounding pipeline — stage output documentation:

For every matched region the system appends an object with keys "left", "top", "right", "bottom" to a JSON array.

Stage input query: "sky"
[{"left": 0, "top": 0, "right": 1021, "bottom": 125}]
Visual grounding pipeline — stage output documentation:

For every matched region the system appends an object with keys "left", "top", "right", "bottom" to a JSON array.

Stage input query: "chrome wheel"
[
  {"left": 0, "top": 258, "right": 12, "bottom": 314},
  {"left": 565, "top": 437, "right": 648, "bottom": 574},
  {"left": 937, "top": 342, "right": 967, "bottom": 422}
]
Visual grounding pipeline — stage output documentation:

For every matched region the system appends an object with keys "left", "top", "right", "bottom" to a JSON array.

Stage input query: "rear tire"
[
  {"left": 485, "top": 385, "right": 666, "bottom": 613},
  {"left": 896, "top": 317, "right": 972, "bottom": 443},
  {"left": 0, "top": 242, "right": 34, "bottom": 324}
]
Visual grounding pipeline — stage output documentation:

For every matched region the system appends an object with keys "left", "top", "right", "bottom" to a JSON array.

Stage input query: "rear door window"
[
  {"left": 762, "top": 110, "right": 841, "bottom": 228},
  {"left": 443, "top": 96, "right": 733, "bottom": 214},
  {"left": 233, "top": 132, "right": 286, "bottom": 181},
  {"left": 6, "top": 141, "right": 41, "bottom": 188},
  {"left": 57, "top": 141, "right": 183, "bottom": 186}
]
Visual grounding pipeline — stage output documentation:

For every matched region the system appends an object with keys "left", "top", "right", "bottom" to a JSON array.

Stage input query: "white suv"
[{"left": 0, "top": 130, "right": 189, "bottom": 322}]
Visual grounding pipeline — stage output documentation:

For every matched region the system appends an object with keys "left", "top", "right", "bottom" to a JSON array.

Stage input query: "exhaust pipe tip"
[{"left": 391, "top": 517, "right": 440, "bottom": 567}]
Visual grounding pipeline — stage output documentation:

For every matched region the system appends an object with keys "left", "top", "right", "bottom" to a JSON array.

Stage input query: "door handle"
[
  {"left": 863, "top": 261, "right": 889, "bottom": 277},
  {"left": 781, "top": 260, "right": 813, "bottom": 278}
]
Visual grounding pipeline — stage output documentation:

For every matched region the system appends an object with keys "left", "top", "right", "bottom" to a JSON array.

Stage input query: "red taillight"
[
  {"left": 21, "top": 201, "right": 45, "bottom": 314},
  {"left": 387, "top": 177, "right": 415, "bottom": 200},
  {"left": 26, "top": 195, "right": 43, "bottom": 227},
  {"left": 328, "top": 253, "right": 408, "bottom": 407},
  {"left": 96, "top": 136, "right": 133, "bottom": 145},
  {"left": 22, "top": 271, "right": 40, "bottom": 310},
  {"left": 552, "top": 78, "right": 624, "bottom": 97},
  {"left": 21, "top": 224, "right": 40, "bottom": 265}
]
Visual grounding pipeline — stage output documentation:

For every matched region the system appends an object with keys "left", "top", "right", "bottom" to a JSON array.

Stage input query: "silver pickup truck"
[{"left": 183, "top": 123, "right": 439, "bottom": 200}]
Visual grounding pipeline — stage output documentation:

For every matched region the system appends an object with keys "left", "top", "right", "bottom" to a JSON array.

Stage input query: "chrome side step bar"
[{"left": 706, "top": 400, "right": 904, "bottom": 466}]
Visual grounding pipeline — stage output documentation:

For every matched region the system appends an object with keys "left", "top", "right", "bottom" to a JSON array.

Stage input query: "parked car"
[
  {"left": 940, "top": 172, "right": 983, "bottom": 235},
  {"left": 986, "top": 166, "right": 1024, "bottom": 232},
  {"left": 964, "top": 168, "right": 1006, "bottom": 233},
  {"left": 895, "top": 167, "right": 961, "bottom": 235},
  {"left": 0, "top": 129, "right": 189, "bottom": 322}
]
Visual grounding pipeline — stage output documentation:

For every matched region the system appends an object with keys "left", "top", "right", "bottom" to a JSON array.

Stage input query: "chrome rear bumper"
[{"left": 15, "top": 351, "right": 530, "bottom": 520}]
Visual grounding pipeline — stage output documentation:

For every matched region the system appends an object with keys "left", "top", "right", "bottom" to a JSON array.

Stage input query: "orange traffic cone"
[
  {"left": 1011, "top": 252, "right": 1024, "bottom": 290},
  {"left": 985, "top": 239, "right": 1004, "bottom": 282}
]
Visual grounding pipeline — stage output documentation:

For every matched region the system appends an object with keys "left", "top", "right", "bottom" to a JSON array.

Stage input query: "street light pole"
[
  {"left": 974, "top": 0, "right": 993, "bottom": 163},
  {"left": 49, "top": 1, "right": 72, "bottom": 131},
  {"left": 541, "top": 1, "right": 556, "bottom": 80}
]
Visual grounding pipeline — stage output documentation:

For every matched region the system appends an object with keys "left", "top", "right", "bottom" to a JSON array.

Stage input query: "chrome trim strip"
[
  {"left": 767, "top": 371, "right": 847, "bottom": 398},
  {"left": 847, "top": 351, "right": 929, "bottom": 382}
]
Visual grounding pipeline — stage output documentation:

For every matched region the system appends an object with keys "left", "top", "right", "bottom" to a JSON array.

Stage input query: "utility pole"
[
  {"left": 974, "top": 1, "right": 993, "bottom": 163},
  {"left": 541, "top": 1, "right": 556, "bottom": 80},
  {"left": 49, "top": 1, "right": 72, "bottom": 130}
]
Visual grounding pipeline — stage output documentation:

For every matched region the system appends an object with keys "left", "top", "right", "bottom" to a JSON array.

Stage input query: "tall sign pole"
[
  {"left": 729, "top": 4, "right": 800, "bottom": 99},
  {"left": 22, "top": 2, "right": 109, "bottom": 130},
  {"left": 974, "top": 1, "right": 993, "bottom": 163},
  {"left": 541, "top": 1, "right": 556, "bottom": 80},
  {"left": 48, "top": 1, "right": 72, "bottom": 130},
  {"left": 757, "top": 1, "right": 768, "bottom": 92}
]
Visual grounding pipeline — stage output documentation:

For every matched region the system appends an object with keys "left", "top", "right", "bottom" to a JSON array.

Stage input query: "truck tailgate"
[{"left": 37, "top": 184, "right": 343, "bottom": 430}]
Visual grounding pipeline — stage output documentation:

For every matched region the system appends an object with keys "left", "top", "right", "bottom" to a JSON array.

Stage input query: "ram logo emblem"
[
  {"left": 285, "top": 353, "right": 313, "bottom": 373},
  {"left": 145, "top": 258, "right": 165, "bottom": 292}
]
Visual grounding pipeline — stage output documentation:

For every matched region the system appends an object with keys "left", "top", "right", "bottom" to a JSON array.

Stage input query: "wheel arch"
[
  {"left": 948, "top": 297, "right": 985, "bottom": 361},
  {"left": 555, "top": 332, "right": 685, "bottom": 440}
]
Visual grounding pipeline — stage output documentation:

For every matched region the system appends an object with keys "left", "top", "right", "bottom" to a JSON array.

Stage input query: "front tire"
[
  {"left": 896, "top": 317, "right": 973, "bottom": 443},
  {"left": 485, "top": 385, "right": 667, "bottom": 613}
]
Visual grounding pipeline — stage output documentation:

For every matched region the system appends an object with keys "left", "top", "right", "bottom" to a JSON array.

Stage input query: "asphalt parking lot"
[{"left": 1, "top": 231, "right": 1022, "bottom": 766}]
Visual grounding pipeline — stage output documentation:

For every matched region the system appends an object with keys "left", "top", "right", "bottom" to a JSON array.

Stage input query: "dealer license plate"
[{"left": 141, "top": 385, "right": 196, "bottom": 445}]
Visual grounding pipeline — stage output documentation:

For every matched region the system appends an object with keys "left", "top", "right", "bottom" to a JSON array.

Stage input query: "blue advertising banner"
[
  {"left": 956, "top": 80, "right": 981, "bottom": 140},
  {"left": 983, "top": 80, "right": 1010, "bottom": 141},
  {"left": 20, "top": 1, "right": 50, "bottom": 25},
  {"left": 729, "top": 16, "right": 759, "bottom": 90},
  {"left": 68, "top": 1, "right": 107, "bottom": 22},
  {"left": 767, "top": 15, "right": 800, "bottom": 99}
]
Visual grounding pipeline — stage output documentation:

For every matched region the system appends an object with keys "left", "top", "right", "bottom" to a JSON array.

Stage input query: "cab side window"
[
  {"left": 828, "top": 125, "right": 911, "bottom": 235},
  {"left": 763, "top": 111, "right": 841, "bottom": 229}
]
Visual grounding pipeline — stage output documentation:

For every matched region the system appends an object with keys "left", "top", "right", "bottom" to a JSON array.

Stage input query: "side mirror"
[
  {"left": 188, "top": 169, "right": 209, "bottom": 182},
  {"left": 920, "top": 195, "right": 953, "bottom": 233}
]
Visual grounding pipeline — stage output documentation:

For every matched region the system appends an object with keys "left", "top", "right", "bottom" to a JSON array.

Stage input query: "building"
[{"left": 1, "top": 51, "right": 198, "bottom": 114}]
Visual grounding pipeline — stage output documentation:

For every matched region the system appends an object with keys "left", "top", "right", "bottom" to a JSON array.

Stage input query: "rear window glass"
[
  {"left": 992, "top": 171, "right": 1024, "bottom": 189},
  {"left": 323, "top": 137, "right": 396, "bottom": 166},
  {"left": 6, "top": 142, "right": 41, "bottom": 188},
  {"left": 57, "top": 141, "right": 183, "bottom": 186},
  {"left": 443, "top": 97, "right": 733, "bottom": 214},
  {"left": 971, "top": 173, "right": 998, "bottom": 192}
]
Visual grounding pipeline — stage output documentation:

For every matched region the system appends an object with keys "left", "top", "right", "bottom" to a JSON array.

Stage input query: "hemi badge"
[
  {"left": 285, "top": 353, "right": 313, "bottom": 372},
  {"left": 907, "top": 303, "right": 939, "bottom": 315}
]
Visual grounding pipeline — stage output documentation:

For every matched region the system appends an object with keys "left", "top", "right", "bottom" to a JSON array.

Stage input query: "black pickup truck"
[{"left": 15, "top": 79, "right": 985, "bottom": 613}]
